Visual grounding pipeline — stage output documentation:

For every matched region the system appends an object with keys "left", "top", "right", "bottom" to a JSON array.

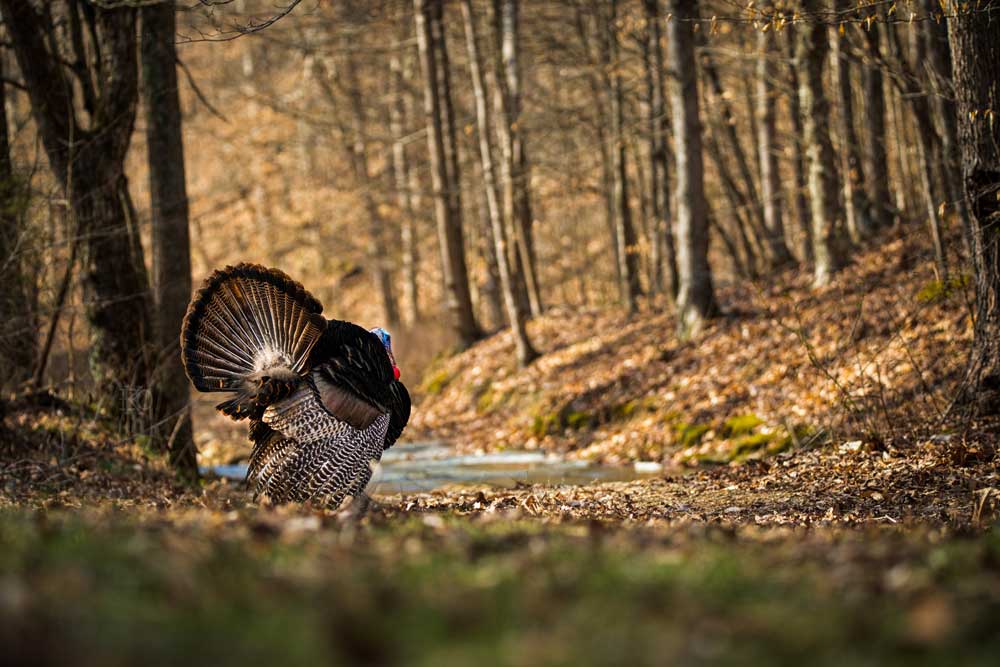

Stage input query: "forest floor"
[
  {"left": 3, "top": 230, "right": 1000, "bottom": 664},
  {"left": 410, "top": 231, "right": 970, "bottom": 467}
]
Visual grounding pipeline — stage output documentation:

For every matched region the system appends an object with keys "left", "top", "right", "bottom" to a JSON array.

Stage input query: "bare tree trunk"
[
  {"left": 432, "top": 2, "right": 466, "bottom": 284},
  {"left": 830, "top": 0, "right": 874, "bottom": 243},
  {"left": 888, "top": 83, "right": 912, "bottom": 218},
  {"left": 632, "top": 133, "right": 653, "bottom": 277},
  {"left": 390, "top": 19, "right": 421, "bottom": 326},
  {"left": 415, "top": 0, "right": 481, "bottom": 347},
  {"left": 141, "top": 0, "right": 197, "bottom": 476},
  {"left": 4, "top": 1, "right": 155, "bottom": 406},
  {"left": 489, "top": 73, "right": 530, "bottom": 313},
  {"left": 796, "top": 1, "right": 847, "bottom": 287},
  {"left": 461, "top": 0, "right": 537, "bottom": 366},
  {"left": 784, "top": 24, "right": 814, "bottom": 261},
  {"left": 491, "top": 0, "right": 543, "bottom": 317},
  {"left": 756, "top": 29, "right": 794, "bottom": 269},
  {"left": 922, "top": 0, "right": 970, "bottom": 244},
  {"left": 948, "top": 0, "right": 1000, "bottom": 399},
  {"left": 701, "top": 48, "right": 782, "bottom": 266},
  {"left": 471, "top": 157, "right": 506, "bottom": 329},
  {"left": 706, "top": 118, "right": 759, "bottom": 277},
  {"left": 575, "top": 5, "right": 622, "bottom": 294},
  {"left": 742, "top": 71, "right": 762, "bottom": 185},
  {"left": 607, "top": 0, "right": 640, "bottom": 313},
  {"left": 597, "top": 128, "right": 621, "bottom": 292},
  {"left": 861, "top": 21, "right": 894, "bottom": 229},
  {"left": 0, "top": 51, "right": 36, "bottom": 388},
  {"left": 344, "top": 55, "right": 401, "bottom": 330},
  {"left": 641, "top": 0, "right": 678, "bottom": 300},
  {"left": 886, "top": 24, "right": 949, "bottom": 277},
  {"left": 708, "top": 210, "right": 748, "bottom": 278},
  {"left": 668, "top": 0, "right": 717, "bottom": 336}
]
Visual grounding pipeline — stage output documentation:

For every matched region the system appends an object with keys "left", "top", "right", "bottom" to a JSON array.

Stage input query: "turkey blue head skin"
[{"left": 370, "top": 327, "right": 400, "bottom": 380}]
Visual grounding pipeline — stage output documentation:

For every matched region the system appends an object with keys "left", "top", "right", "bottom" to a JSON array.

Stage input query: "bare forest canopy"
[{"left": 0, "top": 0, "right": 999, "bottom": 478}]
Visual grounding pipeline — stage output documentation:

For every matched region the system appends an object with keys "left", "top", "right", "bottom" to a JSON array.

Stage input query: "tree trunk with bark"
[
  {"left": 796, "top": 1, "right": 848, "bottom": 287},
  {"left": 708, "top": 208, "right": 748, "bottom": 278},
  {"left": 608, "top": 0, "right": 641, "bottom": 313},
  {"left": 700, "top": 49, "right": 776, "bottom": 267},
  {"left": 3, "top": 1, "right": 155, "bottom": 410},
  {"left": 390, "top": 17, "right": 421, "bottom": 326},
  {"left": 668, "top": 0, "right": 717, "bottom": 336},
  {"left": 575, "top": 4, "right": 622, "bottom": 296},
  {"left": 830, "top": 1, "right": 874, "bottom": 243},
  {"left": 461, "top": 0, "right": 537, "bottom": 366},
  {"left": 923, "top": 0, "right": 969, "bottom": 241},
  {"left": 886, "top": 23, "right": 949, "bottom": 277},
  {"left": 471, "top": 156, "right": 506, "bottom": 330},
  {"left": 491, "top": 0, "right": 543, "bottom": 317},
  {"left": 141, "top": 0, "right": 198, "bottom": 476},
  {"left": 705, "top": 117, "right": 758, "bottom": 277},
  {"left": 756, "top": 29, "right": 794, "bottom": 270},
  {"left": 641, "top": 0, "right": 678, "bottom": 300},
  {"left": 922, "top": 0, "right": 970, "bottom": 242},
  {"left": 860, "top": 20, "right": 894, "bottom": 229},
  {"left": 0, "top": 51, "right": 36, "bottom": 388},
  {"left": 414, "top": 0, "right": 481, "bottom": 347},
  {"left": 948, "top": 0, "right": 1000, "bottom": 401},
  {"left": 343, "top": 54, "right": 401, "bottom": 331},
  {"left": 784, "top": 24, "right": 814, "bottom": 261}
]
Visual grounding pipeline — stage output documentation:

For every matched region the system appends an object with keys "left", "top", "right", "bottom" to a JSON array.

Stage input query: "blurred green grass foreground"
[{"left": 3, "top": 509, "right": 1000, "bottom": 666}]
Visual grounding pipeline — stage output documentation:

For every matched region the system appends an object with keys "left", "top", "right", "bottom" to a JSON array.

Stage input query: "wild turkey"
[{"left": 180, "top": 264, "right": 410, "bottom": 507}]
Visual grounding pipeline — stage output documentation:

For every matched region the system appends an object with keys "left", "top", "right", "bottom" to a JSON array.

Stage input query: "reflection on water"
[{"left": 205, "top": 441, "right": 661, "bottom": 494}]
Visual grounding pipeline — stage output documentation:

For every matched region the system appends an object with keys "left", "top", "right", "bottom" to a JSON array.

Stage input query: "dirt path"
[{"left": 378, "top": 435, "right": 1000, "bottom": 528}]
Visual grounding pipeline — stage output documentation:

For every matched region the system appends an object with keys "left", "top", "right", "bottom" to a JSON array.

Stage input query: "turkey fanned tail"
[{"left": 179, "top": 263, "right": 326, "bottom": 419}]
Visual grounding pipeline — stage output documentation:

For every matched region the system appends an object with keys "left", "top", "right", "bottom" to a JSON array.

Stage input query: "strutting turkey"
[{"left": 180, "top": 264, "right": 410, "bottom": 507}]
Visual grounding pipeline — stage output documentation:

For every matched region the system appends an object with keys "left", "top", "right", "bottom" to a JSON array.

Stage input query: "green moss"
[
  {"left": 675, "top": 423, "right": 710, "bottom": 447},
  {"left": 661, "top": 410, "right": 683, "bottom": 425},
  {"left": 421, "top": 368, "right": 453, "bottom": 396},
  {"left": 531, "top": 411, "right": 562, "bottom": 439},
  {"left": 564, "top": 411, "right": 592, "bottom": 430},
  {"left": 609, "top": 397, "right": 660, "bottom": 422},
  {"left": 612, "top": 400, "right": 639, "bottom": 421},
  {"left": 471, "top": 382, "right": 507, "bottom": 414},
  {"left": 722, "top": 414, "right": 764, "bottom": 438},
  {"left": 729, "top": 432, "right": 795, "bottom": 462},
  {"left": 673, "top": 415, "right": 811, "bottom": 465},
  {"left": 765, "top": 434, "right": 794, "bottom": 455},
  {"left": 917, "top": 274, "right": 970, "bottom": 303},
  {"left": 475, "top": 386, "right": 495, "bottom": 413}
]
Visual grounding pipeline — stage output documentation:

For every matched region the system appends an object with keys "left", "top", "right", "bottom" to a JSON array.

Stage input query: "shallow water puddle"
[{"left": 205, "top": 441, "right": 661, "bottom": 494}]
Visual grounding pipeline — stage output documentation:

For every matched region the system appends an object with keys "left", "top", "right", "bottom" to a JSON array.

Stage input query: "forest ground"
[{"left": 3, "top": 229, "right": 1000, "bottom": 664}]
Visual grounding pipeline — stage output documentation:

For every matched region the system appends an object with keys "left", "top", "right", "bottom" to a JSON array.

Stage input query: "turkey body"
[{"left": 180, "top": 264, "right": 410, "bottom": 507}]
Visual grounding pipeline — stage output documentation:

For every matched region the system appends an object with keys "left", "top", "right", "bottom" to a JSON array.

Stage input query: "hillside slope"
[{"left": 412, "top": 232, "right": 970, "bottom": 465}]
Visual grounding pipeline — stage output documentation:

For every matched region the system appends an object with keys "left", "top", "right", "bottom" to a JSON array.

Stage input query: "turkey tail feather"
[{"left": 181, "top": 264, "right": 326, "bottom": 393}]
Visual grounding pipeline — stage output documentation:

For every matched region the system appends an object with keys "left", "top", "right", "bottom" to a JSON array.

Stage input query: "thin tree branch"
[{"left": 175, "top": 54, "right": 228, "bottom": 122}]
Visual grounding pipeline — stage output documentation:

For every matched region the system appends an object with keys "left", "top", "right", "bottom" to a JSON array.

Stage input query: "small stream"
[{"left": 206, "top": 441, "right": 661, "bottom": 494}]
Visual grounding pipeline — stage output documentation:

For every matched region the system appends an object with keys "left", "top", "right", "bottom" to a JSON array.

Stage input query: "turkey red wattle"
[
  {"left": 387, "top": 348, "right": 400, "bottom": 380},
  {"left": 369, "top": 326, "right": 400, "bottom": 380}
]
